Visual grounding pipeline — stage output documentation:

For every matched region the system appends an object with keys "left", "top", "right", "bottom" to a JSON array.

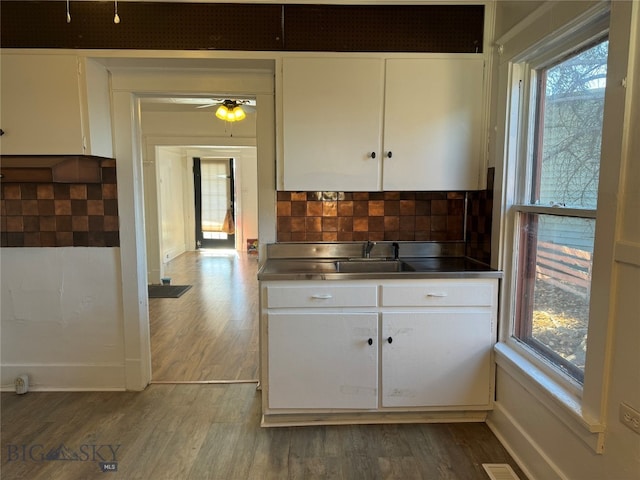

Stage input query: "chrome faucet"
[{"left": 364, "top": 241, "right": 376, "bottom": 258}]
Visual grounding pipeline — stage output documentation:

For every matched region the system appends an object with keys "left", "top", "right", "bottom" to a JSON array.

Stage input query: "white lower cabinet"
[
  {"left": 268, "top": 312, "right": 378, "bottom": 409},
  {"left": 262, "top": 278, "right": 498, "bottom": 423},
  {"left": 381, "top": 311, "right": 494, "bottom": 408}
]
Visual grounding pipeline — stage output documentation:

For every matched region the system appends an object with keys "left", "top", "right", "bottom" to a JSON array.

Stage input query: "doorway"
[
  {"left": 143, "top": 144, "right": 260, "bottom": 383},
  {"left": 194, "top": 157, "right": 236, "bottom": 249},
  {"left": 138, "top": 97, "right": 261, "bottom": 384}
]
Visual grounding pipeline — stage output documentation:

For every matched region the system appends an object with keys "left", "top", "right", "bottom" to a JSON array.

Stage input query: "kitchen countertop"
[{"left": 257, "top": 242, "right": 502, "bottom": 281}]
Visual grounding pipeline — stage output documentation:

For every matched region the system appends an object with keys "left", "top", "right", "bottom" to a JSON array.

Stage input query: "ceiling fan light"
[
  {"left": 231, "top": 106, "right": 246, "bottom": 121},
  {"left": 215, "top": 105, "right": 230, "bottom": 120},
  {"left": 214, "top": 101, "right": 247, "bottom": 122}
]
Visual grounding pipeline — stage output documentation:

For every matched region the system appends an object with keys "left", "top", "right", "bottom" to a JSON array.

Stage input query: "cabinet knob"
[
  {"left": 368, "top": 338, "right": 373, "bottom": 346},
  {"left": 369, "top": 152, "right": 376, "bottom": 159},
  {"left": 387, "top": 337, "right": 393, "bottom": 344},
  {"left": 386, "top": 151, "right": 393, "bottom": 158},
  {"left": 0, "top": 129, "right": 4, "bottom": 136}
]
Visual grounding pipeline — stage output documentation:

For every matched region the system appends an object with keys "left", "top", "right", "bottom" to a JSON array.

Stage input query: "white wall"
[
  {"left": 236, "top": 148, "right": 259, "bottom": 246},
  {"left": 143, "top": 144, "right": 162, "bottom": 283},
  {"left": 0, "top": 248, "right": 125, "bottom": 390},
  {"left": 489, "top": 2, "right": 640, "bottom": 479},
  {"left": 157, "top": 147, "right": 187, "bottom": 264},
  {"left": 494, "top": 1, "right": 543, "bottom": 36},
  {"left": 143, "top": 145, "right": 190, "bottom": 284},
  {"left": 141, "top": 109, "right": 256, "bottom": 139}
]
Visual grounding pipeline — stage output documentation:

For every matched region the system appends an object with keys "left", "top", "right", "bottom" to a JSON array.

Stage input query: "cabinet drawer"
[
  {"left": 381, "top": 280, "right": 495, "bottom": 307},
  {"left": 266, "top": 285, "right": 377, "bottom": 308}
]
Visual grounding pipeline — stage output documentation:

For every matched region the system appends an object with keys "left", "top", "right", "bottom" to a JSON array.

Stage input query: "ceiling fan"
[{"left": 196, "top": 99, "right": 256, "bottom": 122}]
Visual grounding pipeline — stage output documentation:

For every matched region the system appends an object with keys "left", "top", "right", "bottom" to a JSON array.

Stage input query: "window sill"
[{"left": 494, "top": 341, "right": 605, "bottom": 454}]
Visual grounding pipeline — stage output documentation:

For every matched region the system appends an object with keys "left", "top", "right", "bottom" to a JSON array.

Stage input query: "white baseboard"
[
  {"left": 0, "top": 363, "right": 126, "bottom": 391},
  {"left": 487, "top": 402, "right": 566, "bottom": 480},
  {"left": 163, "top": 244, "right": 187, "bottom": 264}
]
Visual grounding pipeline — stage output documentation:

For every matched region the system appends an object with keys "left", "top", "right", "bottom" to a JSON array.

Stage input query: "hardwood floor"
[
  {"left": 1, "top": 384, "right": 528, "bottom": 480},
  {"left": 149, "top": 250, "right": 259, "bottom": 382}
]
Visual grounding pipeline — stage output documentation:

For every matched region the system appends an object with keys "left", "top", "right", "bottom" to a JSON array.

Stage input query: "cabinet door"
[
  {"left": 382, "top": 58, "right": 485, "bottom": 191},
  {"left": 381, "top": 311, "right": 493, "bottom": 408},
  {"left": 0, "top": 54, "right": 85, "bottom": 155},
  {"left": 281, "top": 57, "right": 384, "bottom": 191},
  {"left": 268, "top": 312, "right": 378, "bottom": 409}
]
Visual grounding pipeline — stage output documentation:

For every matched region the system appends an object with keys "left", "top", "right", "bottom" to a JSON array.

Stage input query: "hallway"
[{"left": 149, "top": 250, "right": 259, "bottom": 382}]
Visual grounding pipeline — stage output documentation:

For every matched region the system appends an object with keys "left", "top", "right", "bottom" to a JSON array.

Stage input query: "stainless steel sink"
[{"left": 334, "top": 259, "right": 415, "bottom": 273}]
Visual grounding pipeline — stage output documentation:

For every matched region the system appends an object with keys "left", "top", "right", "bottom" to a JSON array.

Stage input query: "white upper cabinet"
[
  {"left": 281, "top": 57, "right": 384, "bottom": 191},
  {"left": 382, "top": 58, "right": 484, "bottom": 191},
  {"left": 280, "top": 55, "right": 485, "bottom": 191},
  {"left": 0, "top": 54, "right": 113, "bottom": 157}
]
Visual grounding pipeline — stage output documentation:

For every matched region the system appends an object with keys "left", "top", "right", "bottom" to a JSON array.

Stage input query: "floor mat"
[{"left": 148, "top": 285, "right": 192, "bottom": 298}]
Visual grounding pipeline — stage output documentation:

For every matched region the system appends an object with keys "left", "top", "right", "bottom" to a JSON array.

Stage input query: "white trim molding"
[
  {"left": 614, "top": 240, "right": 640, "bottom": 267},
  {"left": 494, "top": 343, "right": 606, "bottom": 453}
]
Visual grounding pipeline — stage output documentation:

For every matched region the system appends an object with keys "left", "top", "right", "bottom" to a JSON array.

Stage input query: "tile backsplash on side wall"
[
  {"left": 277, "top": 168, "right": 494, "bottom": 264},
  {"left": 0, "top": 160, "right": 120, "bottom": 247},
  {"left": 465, "top": 167, "right": 494, "bottom": 265}
]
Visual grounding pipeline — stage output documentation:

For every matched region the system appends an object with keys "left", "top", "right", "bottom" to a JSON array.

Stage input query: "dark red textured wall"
[{"left": 1, "top": 2, "right": 483, "bottom": 53}]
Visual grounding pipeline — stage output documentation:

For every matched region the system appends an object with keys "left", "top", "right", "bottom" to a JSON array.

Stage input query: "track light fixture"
[{"left": 65, "top": 1, "right": 121, "bottom": 24}]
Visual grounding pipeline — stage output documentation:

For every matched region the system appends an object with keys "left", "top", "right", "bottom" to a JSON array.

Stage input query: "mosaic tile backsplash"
[
  {"left": 1, "top": 159, "right": 491, "bottom": 260},
  {"left": 277, "top": 191, "right": 466, "bottom": 242},
  {"left": 0, "top": 160, "right": 120, "bottom": 247},
  {"left": 277, "top": 168, "right": 495, "bottom": 264}
]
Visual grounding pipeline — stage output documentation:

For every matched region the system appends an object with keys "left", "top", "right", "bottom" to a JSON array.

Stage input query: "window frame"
[
  {"left": 514, "top": 37, "right": 608, "bottom": 385},
  {"left": 495, "top": 3, "right": 614, "bottom": 451},
  {"left": 511, "top": 34, "right": 607, "bottom": 387},
  {"left": 513, "top": 209, "right": 597, "bottom": 383}
]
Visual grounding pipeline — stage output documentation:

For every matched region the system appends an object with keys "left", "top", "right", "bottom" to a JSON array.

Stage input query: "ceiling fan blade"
[
  {"left": 195, "top": 103, "right": 221, "bottom": 109},
  {"left": 197, "top": 104, "right": 255, "bottom": 113}
]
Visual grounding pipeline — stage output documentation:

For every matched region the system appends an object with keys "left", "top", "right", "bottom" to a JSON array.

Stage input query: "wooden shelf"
[{"left": 0, "top": 155, "right": 105, "bottom": 183}]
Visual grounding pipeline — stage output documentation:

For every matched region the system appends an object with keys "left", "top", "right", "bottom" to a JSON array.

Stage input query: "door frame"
[
  {"left": 194, "top": 157, "right": 236, "bottom": 249},
  {"left": 110, "top": 64, "right": 276, "bottom": 390}
]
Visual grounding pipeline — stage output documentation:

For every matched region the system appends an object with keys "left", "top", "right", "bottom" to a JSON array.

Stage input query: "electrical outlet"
[{"left": 620, "top": 402, "right": 640, "bottom": 434}]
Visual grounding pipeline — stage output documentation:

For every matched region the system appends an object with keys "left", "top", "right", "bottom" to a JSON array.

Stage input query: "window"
[{"left": 513, "top": 39, "right": 608, "bottom": 383}]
